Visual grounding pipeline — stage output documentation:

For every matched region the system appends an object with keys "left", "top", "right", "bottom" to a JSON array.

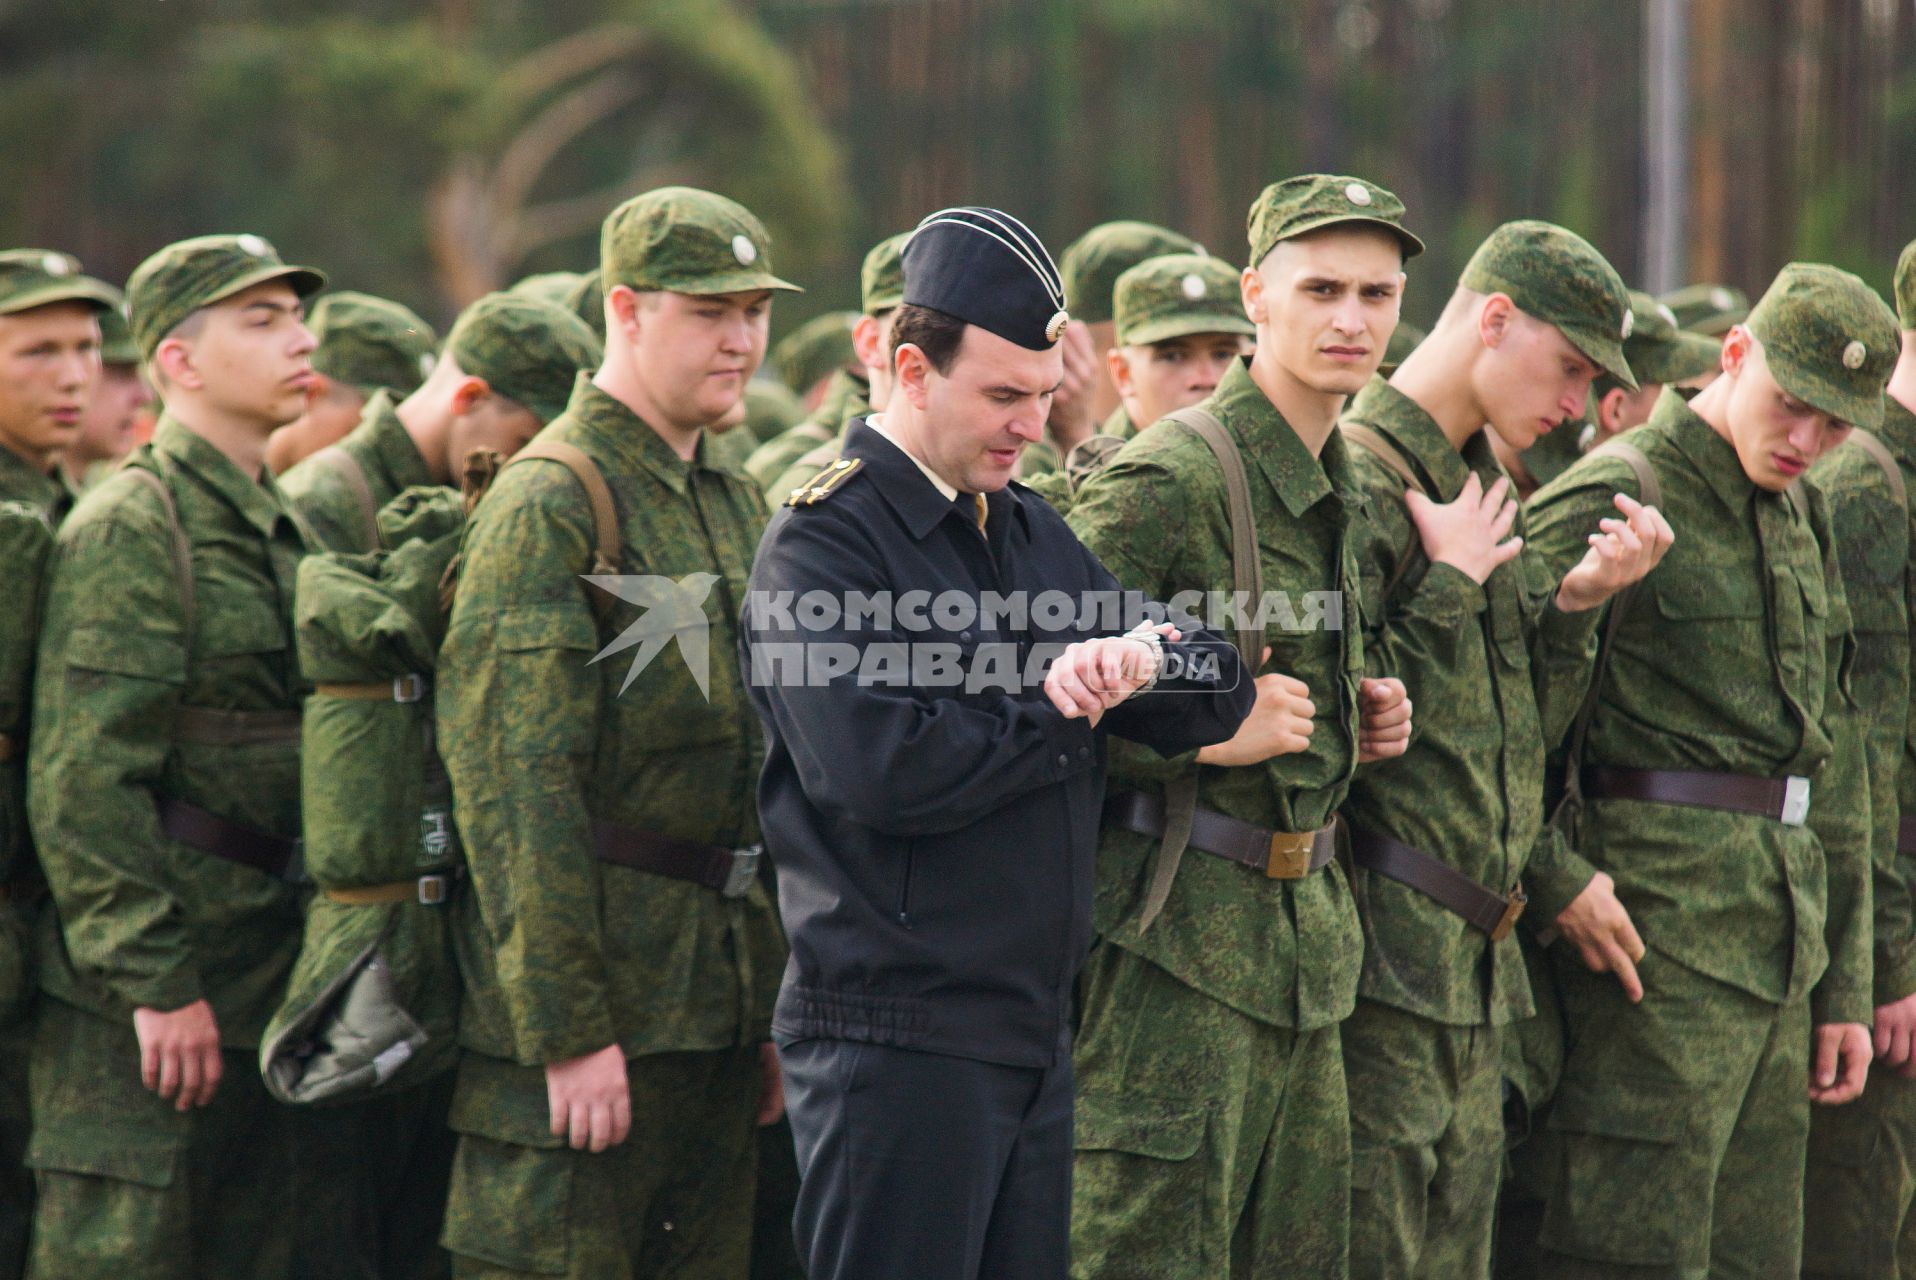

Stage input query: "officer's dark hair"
[{"left": 889, "top": 304, "right": 967, "bottom": 375}]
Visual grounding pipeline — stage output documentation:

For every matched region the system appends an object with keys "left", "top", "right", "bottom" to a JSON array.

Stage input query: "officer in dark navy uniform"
[{"left": 740, "top": 207, "right": 1260, "bottom": 1280}]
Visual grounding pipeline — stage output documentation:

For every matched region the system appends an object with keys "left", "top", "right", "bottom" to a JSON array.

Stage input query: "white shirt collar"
[{"left": 864, "top": 412, "right": 959, "bottom": 502}]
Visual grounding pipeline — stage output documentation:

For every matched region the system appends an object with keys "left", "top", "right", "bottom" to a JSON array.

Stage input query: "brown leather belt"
[
  {"left": 590, "top": 821, "right": 762, "bottom": 898},
  {"left": 1582, "top": 766, "right": 1811, "bottom": 826},
  {"left": 314, "top": 674, "right": 428, "bottom": 703},
  {"left": 1105, "top": 791, "right": 1337, "bottom": 880},
  {"left": 1900, "top": 816, "right": 1916, "bottom": 857},
  {"left": 1346, "top": 825, "right": 1526, "bottom": 941},
  {"left": 173, "top": 707, "right": 303, "bottom": 748},
  {"left": 324, "top": 869, "right": 460, "bottom": 906},
  {"left": 156, "top": 796, "right": 305, "bottom": 882}
]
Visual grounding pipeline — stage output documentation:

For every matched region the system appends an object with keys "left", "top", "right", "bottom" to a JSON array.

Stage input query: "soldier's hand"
[
  {"left": 1044, "top": 320, "right": 1099, "bottom": 453},
  {"left": 1553, "top": 494, "right": 1675, "bottom": 612},
  {"left": 133, "top": 999, "right": 223, "bottom": 1111},
  {"left": 1045, "top": 636, "right": 1159, "bottom": 727},
  {"left": 1811, "top": 1022, "right": 1872, "bottom": 1105},
  {"left": 547, "top": 1043, "right": 632, "bottom": 1153},
  {"left": 1404, "top": 473, "right": 1522, "bottom": 585},
  {"left": 1197, "top": 668, "right": 1313, "bottom": 766},
  {"left": 756, "top": 1042, "right": 786, "bottom": 1127},
  {"left": 1554, "top": 872, "right": 1646, "bottom": 1003},
  {"left": 1356, "top": 677, "right": 1412, "bottom": 763},
  {"left": 1876, "top": 991, "right": 1916, "bottom": 1076}
]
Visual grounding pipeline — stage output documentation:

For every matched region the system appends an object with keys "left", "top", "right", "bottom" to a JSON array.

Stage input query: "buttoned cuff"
[
  {"left": 1522, "top": 841, "right": 1600, "bottom": 926},
  {"left": 1408, "top": 561, "right": 1486, "bottom": 622},
  {"left": 1812, "top": 982, "right": 1875, "bottom": 1030}
]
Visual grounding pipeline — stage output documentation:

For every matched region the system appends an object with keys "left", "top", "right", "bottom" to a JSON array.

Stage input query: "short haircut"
[{"left": 889, "top": 304, "right": 967, "bottom": 375}]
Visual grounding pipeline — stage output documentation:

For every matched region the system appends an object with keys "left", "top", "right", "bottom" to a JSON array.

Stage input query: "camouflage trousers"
[
  {"left": 24, "top": 996, "right": 348, "bottom": 1280},
  {"left": 1538, "top": 950, "right": 1811, "bottom": 1278},
  {"left": 440, "top": 1046, "right": 760, "bottom": 1278},
  {"left": 1070, "top": 943, "right": 1350, "bottom": 1279},
  {"left": 1342, "top": 999, "right": 1502, "bottom": 1280},
  {"left": 1802, "top": 1061, "right": 1916, "bottom": 1279}
]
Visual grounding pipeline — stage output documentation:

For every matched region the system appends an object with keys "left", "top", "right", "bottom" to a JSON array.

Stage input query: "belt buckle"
[
  {"left": 1780, "top": 776, "right": 1810, "bottom": 826},
  {"left": 723, "top": 845, "right": 762, "bottom": 898},
  {"left": 416, "top": 874, "right": 450, "bottom": 906},
  {"left": 1264, "top": 831, "right": 1314, "bottom": 880},
  {"left": 392, "top": 673, "right": 427, "bottom": 704},
  {"left": 1491, "top": 885, "right": 1528, "bottom": 942}
]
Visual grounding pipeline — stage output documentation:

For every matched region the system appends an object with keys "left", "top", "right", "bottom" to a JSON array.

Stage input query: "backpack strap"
[
  {"left": 1340, "top": 420, "right": 1434, "bottom": 605},
  {"left": 1133, "top": 407, "right": 1263, "bottom": 935},
  {"left": 310, "top": 445, "right": 379, "bottom": 551},
  {"left": 1552, "top": 439, "right": 1661, "bottom": 826},
  {"left": 504, "top": 439, "right": 623, "bottom": 624},
  {"left": 122, "top": 462, "right": 195, "bottom": 638},
  {"left": 1848, "top": 428, "right": 1909, "bottom": 512}
]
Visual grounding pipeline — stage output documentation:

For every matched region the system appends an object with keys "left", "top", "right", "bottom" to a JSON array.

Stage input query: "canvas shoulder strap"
[
  {"left": 311, "top": 445, "right": 379, "bottom": 551},
  {"left": 1847, "top": 428, "right": 1907, "bottom": 512},
  {"left": 1552, "top": 439, "right": 1660, "bottom": 825},
  {"left": 506, "top": 439, "right": 623, "bottom": 623}
]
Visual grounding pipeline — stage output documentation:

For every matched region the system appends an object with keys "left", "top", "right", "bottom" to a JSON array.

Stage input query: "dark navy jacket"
[{"left": 741, "top": 418, "right": 1252, "bottom": 1068}]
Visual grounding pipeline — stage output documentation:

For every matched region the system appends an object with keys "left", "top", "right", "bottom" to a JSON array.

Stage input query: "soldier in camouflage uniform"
[
  {"left": 769, "top": 310, "right": 857, "bottom": 407},
  {"left": 1800, "top": 240, "right": 1916, "bottom": 1280},
  {"left": 1523, "top": 263, "right": 1893, "bottom": 1277},
  {"left": 25, "top": 233, "right": 330, "bottom": 1279},
  {"left": 1339, "top": 222, "right": 1672, "bottom": 1278},
  {"left": 435, "top": 187, "right": 791, "bottom": 1278},
  {"left": 0, "top": 248, "right": 119, "bottom": 1280},
  {"left": 66, "top": 303, "right": 152, "bottom": 489},
  {"left": 1063, "top": 175, "right": 1419, "bottom": 1278},
  {"left": 265, "top": 290, "right": 439, "bottom": 476},
  {"left": 746, "top": 233, "right": 905, "bottom": 498},
  {"left": 281, "top": 291, "right": 600, "bottom": 553}
]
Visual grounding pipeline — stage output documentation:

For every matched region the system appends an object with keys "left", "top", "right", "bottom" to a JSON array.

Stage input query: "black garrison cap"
[{"left": 902, "top": 207, "right": 1070, "bottom": 350}]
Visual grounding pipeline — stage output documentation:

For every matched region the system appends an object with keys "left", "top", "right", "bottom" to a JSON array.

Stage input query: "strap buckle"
[
  {"left": 723, "top": 846, "right": 762, "bottom": 898},
  {"left": 1781, "top": 776, "right": 1811, "bottom": 826},
  {"left": 1490, "top": 885, "right": 1528, "bottom": 942},
  {"left": 416, "top": 873, "right": 451, "bottom": 906},
  {"left": 1264, "top": 830, "right": 1317, "bottom": 880},
  {"left": 392, "top": 673, "right": 427, "bottom": 704}
]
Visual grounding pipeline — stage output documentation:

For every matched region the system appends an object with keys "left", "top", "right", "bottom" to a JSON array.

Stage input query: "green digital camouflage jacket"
[
  {"left": 1809, "top": 395, "right": 1916, "bottom": 1006},
  {"left": 1341, "top": 377, "right": 1600, "bottom": 1026},
  {"left": 29, "top": 416, "right": 309, "bottom": 1045},
  {"left": 744, "top": 368, "right": 868, "bottom": 496},
  {"left": 1525, "top": 390, "right": 1874, "bottom": 1026},
  {"left": 0, "top": 443, "right": 77, "bottom": 524},
  {"left": 1066, "top": 357, "right": 1363, "bottom": 1031},
  {"left": 279, "top": 390, "right": 432, "bottom": 553},
  {"left": 438, "top": 376, "right": 785, "bottom": 1066}
]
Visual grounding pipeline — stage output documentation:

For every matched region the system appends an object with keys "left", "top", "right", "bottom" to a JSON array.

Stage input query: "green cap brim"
[
  {"left": 1767, "top": 354, "right": 1885, "bottom": 431},
  {"left": 203, "top": 263, "right": 327, "bottom": 310},
  {"left": 0, "top": 277, "right": 123, "bottom": 317},
  {"left": 647, "top": 271, "right": 802, "bottom": 297},
  {"left": 1561, "top": 322, "right": 1637, "bottom": 392},
  {"left": 1263, "top": 214, "right": 1425, "bottom": 262},
  {"left": 1689, "top": 310, "right": 1748, "bottom": 338},
  {"left": 1631, "top": 331, "right": 1721, "bottom": 386},
  {"left": 1121, "top": 315, "right": 1256, "bottom": 347},
  {"left": 864, "top": 289, "right": 905, "bottom": 316}
]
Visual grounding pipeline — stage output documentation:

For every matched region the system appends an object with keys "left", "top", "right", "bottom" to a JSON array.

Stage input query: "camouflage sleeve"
[
  {"left": 1808, "top": 507, "right": 1875, "bottom": 1027},
  {"left": 1348, "top": 456, "right": 1486, "bottom": 754},
  {"left": 28, "top": 493, "right": 198, "bottom": 1013},
  {"left": 437, "top": 464, "right": 615, "bottom": 1064},
  {"left": 278, "top": 456, "right": 356, "bottom": 554}
]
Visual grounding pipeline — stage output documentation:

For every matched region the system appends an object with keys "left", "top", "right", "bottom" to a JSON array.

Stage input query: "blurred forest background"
[{"left": 3, "top": 0, "right": 1913, "bottom": 335}]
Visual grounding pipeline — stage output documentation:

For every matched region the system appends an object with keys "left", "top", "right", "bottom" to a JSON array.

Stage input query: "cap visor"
[
  {"left": 1120, "top": 314, "right": 1257, "bottom": 347},
  {"left": 0, "top": 277, "right": 125, "bottom": 316},
  {"left": 1565, "top": 326, "right": 1638, "bottom": 393},
  {"left": 658, "top": 271, "right": 803, "bottom": 297},
  {"left": 1272, "top": 214, "right": 1425, "bottom": 261},
  {"left": 1633, "top": 332, "right": 1722, "bottom": 386},
  {"left": 1769, "top": 359, "right": 1884, "bottom": 431},
  {"left": 204, "top": 264, "right": 328, "bottom": 310}
]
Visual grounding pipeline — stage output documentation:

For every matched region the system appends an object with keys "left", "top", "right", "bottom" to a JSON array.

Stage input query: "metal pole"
[{"left": 1643, "top": 0, "right": 1689, "bottom": 293}]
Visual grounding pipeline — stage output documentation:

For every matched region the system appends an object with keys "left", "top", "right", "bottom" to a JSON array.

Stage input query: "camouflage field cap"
[
  {"left": 1745, "top": 262, "right": 1898, "bottom": 430},
  {"left": 0, "top": 249, "right": 122, "bottom": 317},
  {"left": 1059, "top": 222, "right": 1203, "bottom": 325},
  {"left": 744, "top": 378, "right": 806, "bottom": 442},
  {"left": 1660, "top": 282, "right": 1749, "bottom": 336},
  {"left": 1112, "top": 253, "right": 1254, "bottom": 347},
  {"left": 507, "top": 271, "right": 583, "bottom": 308},
  {"left": 772, "top": 311, "right": 858, "bottom": 394},
  {"left": 564, "top": 271, "right": 605, "bottom": 339},
  {"left": 1460, "top": 220, "right": 1636, "bottom": 390},
  {"left": 446, "top": 292, "right": 604, "bottom": 426},
  {"left": 1248, "top": 175, "right": 1424, "bottom": 267},
  {"left": 1616, "top": 290, "right": 1721, "bottom": 386},
  {"left": 308, "top": 291, "right": 440, "bottom": 395},
  {"left": 600, "top": 186, "right": 800, "bottom": 297},
  {"left": 98, "top": 303, "right": 139, "bottom": 365},
  {"left": 1380, "top": 318, "right": 1427, "bottom": 376},
  {"left": 1894, "top": 239, "right": 1916, "bottom": 331},
  {"left": 861, "top": 233, "right": 909, "bottom": 316},
  {"left": 127, "top": 234, "right": 325, "bottom": 360}
]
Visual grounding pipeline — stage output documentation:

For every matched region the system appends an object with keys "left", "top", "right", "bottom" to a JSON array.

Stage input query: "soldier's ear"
[
  {"left": 1240, "top": 266, "right": 1267, "bottom": 325},
  {"left": 151, "top": 336, "right": 201, "bottom": 392},
  {"left": 1478, "top": 294, "right": 1514, "bottom": 349},
  {"left": 449, "top": 376, "right": 492, "bottom": 416},
  {"left": 605, "top": 285, "right": 644, "bottom": 345},
  {"left": 852, "top": 313, "right": 884, "bottom": 373},
  {"left": 1599, "top": 387, "right": 1629, "bottom": 435},
  {"left": 1106, "top": 344, "right": 1135, "bottom": 399},
  {"left": 1720, "top": 325, "right": 1751, "bottom": 378}
]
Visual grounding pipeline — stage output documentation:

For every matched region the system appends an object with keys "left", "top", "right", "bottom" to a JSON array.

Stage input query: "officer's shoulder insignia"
[{"left": 786, "top": 456, "right": 864, "bottom": 507}]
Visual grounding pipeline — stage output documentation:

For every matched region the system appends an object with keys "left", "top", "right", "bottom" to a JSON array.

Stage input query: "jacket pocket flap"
[
  {"left": 1547, "top": 1074, "right": 1687, "bottom": 1145},
  {"left": 1074, "top": 1091, "right": 1206, "bottom": 1161},
  {"left": 27, "top": 1123, "right": 180, "bottom": 1188}
]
